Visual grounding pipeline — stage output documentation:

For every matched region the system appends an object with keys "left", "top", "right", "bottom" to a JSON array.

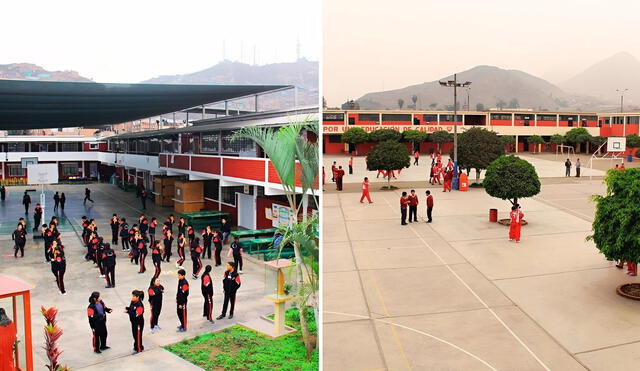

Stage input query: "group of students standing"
[{"left": 399, "top": 189, "right": 435, "bottom": 224}]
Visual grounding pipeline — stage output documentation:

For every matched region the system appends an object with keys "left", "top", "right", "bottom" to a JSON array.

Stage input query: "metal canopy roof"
[{"left": 0, "top": 80, "right": 290, "bottom": 130}]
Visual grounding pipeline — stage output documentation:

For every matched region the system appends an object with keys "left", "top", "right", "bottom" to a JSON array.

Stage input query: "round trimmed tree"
[
  {"left": 500, "top": 135, "right": 516, "bottom": 153},
  {"left": 366, "top": 140, "right": 410, "bottom": 188},
  {"left": 527, "top": 135, "right": 545, "bottom": 153},
  {"left": 588, "top": 168, "right": 640, "bottom": 291},
  {"left": 484, "top": 155, "right": 540, "bottom": 207},
  {"left": 430, "top": 130, "right": 453, "bottom": 153},
  {"left": 341, "top": 127, "right": 369, "bottom": 154},
  {"left": 450, "top": 127, "right": 504, "bottom": 181},
  {"left": 402, "top": 130, "right": 428, "bottom": 152},
  {"left": 564, "top": 127, "right": 592, "bottom": 153},
  {"left": 370, "top": 129, "right": 402, "bottom": 142}
]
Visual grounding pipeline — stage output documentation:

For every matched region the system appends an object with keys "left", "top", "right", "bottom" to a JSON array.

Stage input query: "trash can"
[
  {"left": 489, "top": 208, "right": 498, "bottom": 222},
  {"left": 459, "top": 173, "right": 469, "bottom": 192},
  {"left": 628, "top": 154, "right": 633, "bottom": 163}
]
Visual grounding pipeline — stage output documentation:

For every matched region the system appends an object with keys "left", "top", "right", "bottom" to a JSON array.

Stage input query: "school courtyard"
[
  {"left": 323, "top": 153, "right": 640, "bottom": 370},
  {"left": 0, "top": 183, "right": 272, "bottom": 370}
]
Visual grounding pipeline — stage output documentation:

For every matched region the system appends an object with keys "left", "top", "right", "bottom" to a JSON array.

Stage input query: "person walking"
[
  {"left": 408, "top": 190, "right": 418, "bottom": 222},
  {"left": 360, "top": 177, "right": 372, "bottom": 203},
  {"left": 60, "top": 193, "right": 66, "bottom": 211},
  {"left": 425, "top": 190, "right": 434, "bottom": 223},
  {"left": 140, "top": 188, "right": 147, "bottom": 210},
  {"left": 84, "top": 188, "right": 94, "bottom": 204},
  {"left": 124, "top": 290, "right": 145, "bottom": 354},
  {"left": 348, "top": 156, "right": 353, "bottom": 174},
  {"left": 335, "top": 166, "right": 345, "bottom": 191},
  {"left": 509, "top": 205, "right": 524, "bottom": 243},
  {"left": 176, "top": 233, "right": 187, "bottom": 269},
  {"left": 201, "top": 265, "right": 214, "bottom": 323},
  {"left": 176, "top": 269, "right": 190, "bottom": 332},
  {"left": 413, "top": 150, "right": 420, "bottom": 166},
  {"left": 217, "top": 262, "right": 241, "bottom": 320},
  {"left": 0, "top": 185, "right": 6, "bottom": 201},
  {"left": 400, "top": 191, "right": 409, "bottom": 225},
  {"left": 12, "top": 223, "right": 27, "bottom": 258},
  {"left": 87, "top": 291, "right": 112, "bottom": 354},
  {"left": 190, "top": 237, "right": 203, "bottom": 279},
  {"left": 575, "top": 158, "right": 581, "bottom": 178},
  {"left": 50, "top": 246, "right": 66, "bottom": 295},
  {"left": 33, "top": 203, "right": 43, "bottom": 232},
  {"left": 227, "top": 236, "right": 244, "bottom": 273},
  {"left": 102, "top": 247, "right": 116, "bottom": 288},
  {"left": 53, "top": 192, "right": 60, "bottom": 211},
  {"left": 564, "top": 158, "right": 572, "bottom": 177},
  {"left": 148, "top": 277, "right": 164, "bottom": 333},
  {"left": 22, "top": 191, "right": 31, "bottom": 214}
]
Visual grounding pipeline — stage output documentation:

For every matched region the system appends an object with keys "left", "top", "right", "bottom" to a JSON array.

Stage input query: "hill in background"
[{"left": 0, "top": 63, "right": 92, "bottom": 82}]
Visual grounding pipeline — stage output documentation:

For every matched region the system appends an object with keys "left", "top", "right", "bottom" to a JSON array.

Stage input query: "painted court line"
[{"left": 379, "top": 194, "right": 552, "bottom": 371}]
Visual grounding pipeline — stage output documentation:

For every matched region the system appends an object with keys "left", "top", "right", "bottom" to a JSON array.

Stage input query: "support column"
[
  {"left": 255, "top": 95, "right": 259, "bottom": 112},
  {"left": 225, "top": 101, "right": 229, "bottom": 116},
  {"left": 515, "top": 135, "right": 519, "bottom": 153}
]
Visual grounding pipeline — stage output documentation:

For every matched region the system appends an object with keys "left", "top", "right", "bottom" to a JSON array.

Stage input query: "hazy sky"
[
  {"left": 0, "top": 0, "right": 320, "bottom": 82},
  {"left": 324, "top": 0, "right": 640, "bottom": 106}
]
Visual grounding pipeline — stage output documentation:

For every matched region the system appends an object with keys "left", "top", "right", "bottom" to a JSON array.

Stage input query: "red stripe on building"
[
  {"left": 222, "top": 158, "right": 265, "bottom": 181},
  {"left": 191, "top": 156, "right": 221, "bottom": 175}
]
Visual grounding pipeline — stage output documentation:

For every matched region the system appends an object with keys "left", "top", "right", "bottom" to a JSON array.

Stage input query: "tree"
[
  {"left": 527, "top": 135, "right": 545, "bottom": 153},
  {"left": 369, "top": 128, "right": 402, "bottom": 142},
  {"left": 550, "top": 134, "right": 565, "bottom": 145},
  {"left": 484, "top": 155, "right": 541, "bottom": 207},
  {"left": 587, "top": 168, "right": 640, "bottom": 291},
  {"left": 564, "top": 127, "right": 592, "bottom": 153},
  {"left": 341, "top": 127, "right": 369, "bottom": 153},
  {"left": 341, "top": 100, "right": 359, "bottom": 110},
  {"left": 411, "top": 95, "right": 418, "bottom": 108},
  {"left": 496, "top": 99, "right": 507, "bottom": 109},
  {"left": 402, "top": 130, "right": 428, "bottom": 151},
  {"left": 397, "top": 98, "right": 404, "bottom": 109},
  {"left": 429, "top": 103, "right": 437, "bottom": 109},
  {"left": 450, "top": 128, "right": 504, "bottom": 181},
  {"left": 500, "top": 135, "right": 516, "bottom": 152},
  {"left": 366, "top": 140, "right": 410, "bottom": 188},
  {"left": 590, "top": 136, "right": 607, "bottom": 154},
  {"left": 430, "top": 130, "right": 453, "bottom": 152},
  {"left": 508, "top": 98, "right": 520, "bottom": 109},
  {"left": 626, "top": 133, "right": 640, "bottom": 148},
  {"left": 475, "top": 103, "right": 485, "bottom": 111}
]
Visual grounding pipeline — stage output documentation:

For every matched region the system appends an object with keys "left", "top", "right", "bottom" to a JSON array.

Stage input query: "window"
[
  {"left": 201, "top": 133, "right": 220, "bottom": 153},
  {"left": 328, "top": 135, "right": 342, "bottom": 143},
  {"left": 148, "top": 138, "right": 161, "bottom": 154},
  {"left": 8, "top": 143, "right": 25, "bottom": 152},
  {"left": 537, "top": 114, "right": 556, "bottom": 121},
  {"left": 204, "top": 179, "right": 220, "bottom": 201},
  {"left": 8, "top": 164, "right": 25, "bottom": 177},
  {"left": 89, "top": 143, "right": 99, "bottom": 150},
  {"left": 382, "top": 114, "right": 411, "bottom": 122},
  {"left": 581, "top": 115, "right": 598, "bottom": 121},
  {"left": 61, "top": 142, "right": 80, "bottom": 152},
  {"left": 221, "top": 186, "right": 245, "bottom": 205},
  {"left": 440, "top": 114, "right": 455, "bottom": 122},
  {"left": 348, "top": 117, "right": 355, "bottom": 125},
  {"left": 627, "top": 116, "right": 640, "bottom": 124},
  {"left": 161, "top": 137, "right": 179, "bottom": 153},
  {"left": 612, "top": 116, "right": 624, "bottom": 124},
  {"left": 221, "top": 130, "right": 255, "bottom": 154},
  {"left": 560, "top": 115, "right": 578, "bottom": 122},
  {"left": 423, "top": 114, "right": 438, "bottom": 123},
  {"left": 490, "top": 113, "right": 512, "bottom": 121},
  {"left": 323, "top": 113, "right": 344, "bottom": 122},
  {"left": 61, "top": 163, "right": 78, "bottom": 177},
  {"left": 514, "top": 114, "right": 533, "bottom": 120},
  {"left": 358, "top": 113, "right": 379, "bottom": 123}
]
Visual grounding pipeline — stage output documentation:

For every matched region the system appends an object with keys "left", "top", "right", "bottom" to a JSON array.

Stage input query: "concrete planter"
[
  {"left": 616, "top": 283, "right": 640, "bottom": 300},
  {"left": 498, "top": 218, "right": 528, "bottom": 226}
]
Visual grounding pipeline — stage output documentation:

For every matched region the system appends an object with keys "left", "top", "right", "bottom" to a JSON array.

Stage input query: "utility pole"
[
  {"left": 617, "top": 88, "right": 628, "bottom": 113},
  {"left": 439, "top": 74, "right": 471, "bottom": 190}
]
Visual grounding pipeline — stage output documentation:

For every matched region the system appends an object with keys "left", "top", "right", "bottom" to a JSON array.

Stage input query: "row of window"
[
  {"left": 0, "top": 142, "right": 87, "bottom": 152},
  {"left": 5, "top": 162, "right": 79, "bottom": 177}
]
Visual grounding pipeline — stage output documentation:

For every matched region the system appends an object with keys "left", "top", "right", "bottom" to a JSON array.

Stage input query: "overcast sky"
[
  {"left": 324, "top": 0, "right": 640, "bottom": 106},
  {"left": 0, "top": 0, "right": 320, "bottom": 82}
]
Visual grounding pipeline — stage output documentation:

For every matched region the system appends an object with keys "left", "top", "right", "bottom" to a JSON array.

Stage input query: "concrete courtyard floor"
[
  {"left": 0, "top": 183, "right": 272, "bottom": 370},
  {"left": 323, "top": 174, "right": 640, "bottom": 370}
]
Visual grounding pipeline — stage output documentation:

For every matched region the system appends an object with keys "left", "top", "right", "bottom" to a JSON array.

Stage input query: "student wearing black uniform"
[
  {"left": 137, "top": 232, "right": 147, "bottom": 274},
  {"left": 43, "top": 225, "right": 55, "bottom": 263},
  {"left": 217, "top": 262, "right": 241, "bottom": 320},
  {"left": 119, "top": 218, "right": 130, "bottom": 251},
  {"left": 190, "top": 237, "right": 203, "bottom": 279},
  {"left": 109, "top": 214, "right": 119, "bottom": 246},
  {"left": 201, "top": 265, "right": 214, "bottom": 323},
  {"left": 163, "top": 230, "right": 173, "bottom": 262},
  {"left": 87, "top": 291, "right": 112, "bottom": 354},
  {"left": 151, "top": 241, "right": 162, "bottom": 279},
  {"left": 176, "top": 233, "right": 187, "bottom": 269},
  {"left": 187, "top": 226, "right": 195, "bottom": 248},
  {"left": 50, "top": 246, "right": 66, "bottom": 295},
  {"left": 84, "top": 187, "right": 94, "bottom": 204},
  {"left": 129, "top": 226, "right": 139, "bottom": 264},
  {"left": 140, "top": 188, "right": 147, "bottom": 210},
  {"left": 102, "top": 247, "right": 116, "bottom": 288},
  {"left": 124, "top": 290, "right": 145, "bottom": 354},
  {"left": 33, "top": 203, "right": 43, "bottom": 232},
  {"left": 80, "top": 216, "right": 89, "bottom": 243},
  {"left": 60, "top": 193, "right": 66, "bottom": 211},
  {"left": 220, "top": 218, "right": 231, "bottom": 244},
  {"left": 177, "top": 217, "right": 186, "bottom": 238},
  {"left": 148, "top": 277, "right": 164, "bottom": 334},
  {"left": 213, "top": 231, "right": 223, "bottom": 266},
  {"left": 227, "top": 236, "right": 244, "bottom": 273},
  {"left": 149, "top": 217, "right": 158, "bottom": 247},
  {"left": 163, "top": 214, "right": 174, "bottom": 235},
  {"left": 0, "top": 185, "right": 6, "bottom": 201},
  {"left": 22, "top": 191, "right": 31, "bottom": 214},
  {"left": 139, "top": 216, "right": 149, "bottom": 241},
  {"left": 176, "top": 269, "right": 189, "bottom": 332},
  {"left": 53, "top": 192, "right": 60, "bottom": 211},
  {"left": 12, "top": 223, "right": 27, "bottom": 258},
  {"left": 202, "top": 226, "right": 214, "bottom": 260},
  {"left": 96, "top": 237, "right": 106, "bottom": 278}
]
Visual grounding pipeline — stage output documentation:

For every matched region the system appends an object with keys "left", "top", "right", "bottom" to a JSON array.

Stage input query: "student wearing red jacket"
[
  {"left": 176, "top": 269, "right": 190, "bottom": 332},
  {"left": 87, "top": 291, "right": 112, "bottom": 353},
  {"left": 509, "top": 205, "right": 524, "bottom": 243},
  {"left": 425, "top": 190, "right": 434, "bottom": 223},
  {"left": 400, "top": 192, "right": 409, "bottom": 225},
  {"left": 148, "top": 277, "right": 164, "bottom": 333},
  {"left": 407, "top": 190, "right": 419, "bottom": 222},
  {"left": 125, "top": 290, "right": 145, "bottom": 354},
  {"left": 201, "top": 265, "right": 214, "bottom": 323},
  {"left": 360, "top": 177, "right": 372, "bottom": 203}
]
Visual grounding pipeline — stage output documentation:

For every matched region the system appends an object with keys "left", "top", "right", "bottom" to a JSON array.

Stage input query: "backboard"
[
  {"left": 20, "top": 157, "right": 38, "bottom": 169},
  {"left": 607, "top": 137, "right": 626, "bottom": 152},
  {"left": 26, "top": 163, "right": 58, "bottom": 185}
]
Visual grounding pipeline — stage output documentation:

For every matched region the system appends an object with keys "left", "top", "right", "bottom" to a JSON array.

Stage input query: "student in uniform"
[
  {"left": 119, "top": 218, "right": 130, "bottom": 251},
  {"left": 177, "top": 217, "right": 186, "bottom": 238},
  {"left": 34, "top": 203, "right": 43, "bottom": 232},
  {"left": 60, "top": 193, "right": 66, "bottom": 211},
  {"left": 360, "top": 177, "right": 372, "bottom": 203},
  {"left": 400, "top": 192, "right": 409, "bottom": 225},
  {"left": 84, "top": 187, "right": 94, "bottom": 204},
  {"left": 22, "top": 191, "right": 31, "bottom": 214},
  {"left": 413, "top": 150, "right": 420, "bottom": 166},
  {"left": 0, "top": 185, "right": 5, "bottom": 201},
  {"left": 407, "top": 190, "right": 418, "bottom": 223},
  {"left": 151, "top": 241, "right": 162, "bottom": 279},
  {"left": 187, "top": 225, "right": 195, "bottom": 248},
  {"left": 148, "top": 277, "right": 164, "bottom": 334},
  {"left": 96, "top": 237, "right": 106, "bottom": 278},
  {"left": 176, "top": 269, "right": 190, "bottom": 332},
  {"left": 12, "top": 223, "right": 27, "bottom": 258},
  {"left": 425, "top": 190, "right": 434, "bottom": 223},
  {"left": 220, "top": 218, "right": 231, "bottom": 244},
  {"left": 191, "top": 238, "right": 203, "bottom": 279},
  {"left": 50, "top": 246, "right": 66, "bottom": 295},
  {"left": 137, "top": 232, "right": 148, "bottom": 274},
  {"left": 509, "top": 205, "right": 524, "bottom": 243},
  {"left": 109, "top": 214, "right": 119, "bottom": 246},
  {"left": 213, "top": 230, "right": 223, "bottom": 266},
  {"left": 53, "top": 192, "right": 60, "bottom": 211},
  {"left": 163, "top": 214, "right": 174, "bottom": 234},
  {"left": 202, "top": 226, "right": 214, "bottom": 260},
  {"left": 87, "top": 291, "right": 112, "bottom": 354},
  {"left": 163, "top": 230, "right": 174, "bottom": 262},
  {"left": 149, "top": 217, "right": 158, "bottom": 247},
  {"left": 201, "top": 265, "right": 214, "bottom": 323},
  {"left": 124, "top": 290, "right": 145, "bottom": 354},
  {"left": 227, "top": 236, "right": 244, "bottom": 273},
  {"left": 348, "top": 156, "right": 353, "bottom": 174},
  {"left": 139, "top": 216, "right": 149, "bottom": 241},
  {"left": 176, "top": 232, "right": 187, "bottom": 269},
  {"left": 335, "top": 166, "right": 345, "bottom": 191},
  {"left": 102, "top": 247, "right": 116, "bottom": 288},
  {"left": 217, "top": 262, "right": 241, "bottom": 320},
  {"left": 129, "top": 225, "right": 139, "bottom": 264}
]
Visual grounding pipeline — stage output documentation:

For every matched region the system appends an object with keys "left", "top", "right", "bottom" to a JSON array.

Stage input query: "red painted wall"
[
  {"left": 220, "top": 203, "right": 238, "bottom": 228},
  {"left": 167, "top": 155, "right": 189, "bottom": 170},
  {"left": 223, "top": 158, "right": 265, "bottom": 181},
  {"left": 191, "top": 156, "right": 221, "bottom": 174},
  {"left": 204, "top": 199, "right": 219, "bottom": 211},
  {"left": 255, "top": 197, "right": 289, "bottom": 229},
  {"left": 324, "top": 136, "right": 345, "bottom": 154},
  {"left": 159, "top": 154, "right": 168, "bottom": 167},
  {"left": 490, "top": 119, "right": 512, "bottom": 126},
  {"left": 625, "top": 125, "right": 639, "bottom": 135},
  {"left": 536, "top": 120, "right": 557, "bottom": 127}
]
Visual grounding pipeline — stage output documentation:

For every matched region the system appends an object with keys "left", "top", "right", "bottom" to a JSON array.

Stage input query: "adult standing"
[
  {"left": 60, "top": 193, "right": 66, "bottom": 211},
  {"left": 425, "top": 190, "right": 434, "bottom": 223},
  {"left": 348, "top": 156, "right": 353, "bottom": 175},
  {"left": 360, "top": 177, "right": 372, "bottom": 203},
  {"left": 564, "top": 158, "right": 571, "bottom": 177},
  {"left": 400, "top": 191, "right": 408, "bottom": 225},
  {"left": 84, "top": 188, "right": 94, "bottom": 204},
  {"left": 53, "top": 192, "right": 60, "bottom": 211},
  {"left": 407, "top": 190, "right": 418, "bottom": 222},
  {"left": 33, "top": 203, "right": 43, "bottom": 232},
  {"left": 509, "top": 205, "right": 524, "bottom": 243},
  {"left": 87, "top": 291, "right": 112, "bottom": 354},
  {"left": 22, "top": 191, "right": 31, "bottom": 214},
  {"left": 335, "top": 166, "right": 345, "bottom": 191},
  {"left": 575, "top": 158, "right": 581, "bottom": 178}
]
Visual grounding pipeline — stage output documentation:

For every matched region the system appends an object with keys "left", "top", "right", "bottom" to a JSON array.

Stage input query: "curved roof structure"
[{"left": 0, "top": 79, "right": 290, "bottom": 129}]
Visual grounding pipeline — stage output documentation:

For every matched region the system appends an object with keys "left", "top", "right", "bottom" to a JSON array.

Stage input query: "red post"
[{"left": 23, "top": 292, "right": 33, "bottom": 371}]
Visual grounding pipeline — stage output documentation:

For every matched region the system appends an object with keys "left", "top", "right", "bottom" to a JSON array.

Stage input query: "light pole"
[
  {"left": 466, "top": 86, "right": 471, "bottom": 111},
  {"left": 439, "top": 74, "right": 471, "bottom": 190},
  {"left": 616, "top": 88, "right": 628, "bottom": 113}
]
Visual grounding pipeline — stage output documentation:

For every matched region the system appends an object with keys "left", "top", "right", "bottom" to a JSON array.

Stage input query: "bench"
[{"left": 231, "top": 228, "right": 277, "bottom": 240}]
